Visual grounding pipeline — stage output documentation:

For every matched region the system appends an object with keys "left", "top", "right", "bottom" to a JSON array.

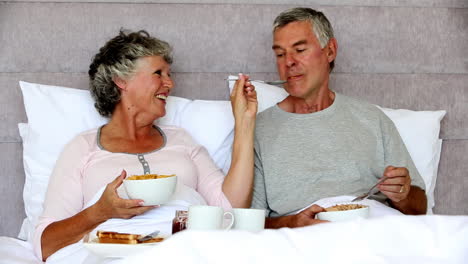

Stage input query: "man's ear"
[
  {"left": 326, "top": 38, "right": 338, "bottom": 63},
  {"left": 113, "top": 76, "right": 127, "bottom": 91}
]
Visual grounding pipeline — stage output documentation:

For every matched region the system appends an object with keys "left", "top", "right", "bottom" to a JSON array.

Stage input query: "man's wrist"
[
  {"left": 387, "top": 185, "right": 427, "bottom": 215},
  {"left": 265, "top": 215, "right": 296, "bottom": 229}
]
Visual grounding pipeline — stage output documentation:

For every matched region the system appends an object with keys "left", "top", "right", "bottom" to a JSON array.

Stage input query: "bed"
[{"left": 1, "top": 1, "right": 467, "bottom": 263}]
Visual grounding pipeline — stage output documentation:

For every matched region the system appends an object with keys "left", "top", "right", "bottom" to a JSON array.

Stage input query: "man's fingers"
[
  {"left": 383, "top": 166, "right": 408, "bottom": 178},
  {"left": 379, "top": 184, "right": 403, "bottom": 193},
  {"left": 380, "top": 176, "right": 405, "bottom": 185},
  {"left": 380, "top": 190, "right": 405, "bottom": 202},
  {"left": 302, "top": 204, "right": 326, "bottom": 217},
  {"left": 384, "top": 165, "right": 395, "bottom": 172},
  {"left": 309, "top": 204, "right": 326, "bottom": 213}
]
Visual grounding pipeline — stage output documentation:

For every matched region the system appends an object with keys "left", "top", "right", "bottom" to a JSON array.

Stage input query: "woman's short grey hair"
[
  {"left": 88, "top": 30, "right": 173, "bottom": 117},
  {"left": 273, "top": 7, "right": 335, "bottom": 71}
]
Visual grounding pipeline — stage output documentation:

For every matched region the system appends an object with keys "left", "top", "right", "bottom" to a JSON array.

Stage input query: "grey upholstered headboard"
[{"left": 1, "top": 1, "right": 467, "bottom": 237}]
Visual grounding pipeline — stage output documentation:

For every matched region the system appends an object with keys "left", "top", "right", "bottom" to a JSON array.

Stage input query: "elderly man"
[{"left": 252, "top": 7, "right": 427, "bottom": 228}]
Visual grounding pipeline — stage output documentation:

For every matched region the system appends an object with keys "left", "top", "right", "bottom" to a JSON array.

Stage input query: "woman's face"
[{"left": 120, "top": 55, "right": 173, "bottom": 120}]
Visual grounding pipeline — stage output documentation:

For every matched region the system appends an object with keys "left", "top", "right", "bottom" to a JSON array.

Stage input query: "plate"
[{"left": 83, "top": 238, "right": 162, "bottom": 258}]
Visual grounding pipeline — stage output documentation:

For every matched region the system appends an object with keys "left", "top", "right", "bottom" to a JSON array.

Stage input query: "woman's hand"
[
  {"left": 92, "top": 170, "right": 156, "bottom": 222},
  {"left": 222, "top": 74, "right": 258, "bottom": 208},
  {"left": 230, "top": 73, "right": 258, "bottom": 122}
]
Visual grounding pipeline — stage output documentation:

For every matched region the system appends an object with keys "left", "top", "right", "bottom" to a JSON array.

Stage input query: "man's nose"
[{"left": 285, "top": 53, "right": 296, "bottom": 67}]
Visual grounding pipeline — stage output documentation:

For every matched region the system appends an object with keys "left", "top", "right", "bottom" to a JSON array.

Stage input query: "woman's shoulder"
[
  {"left": 75, "top": 127, "right": 99, "bottom": 142},
  {"left": 158, "top": 124, "right": 188, "bottom": 136},
  {"left": 157, "top": 125, "right": 193, "bottom": 141},
  {"left": 64, "top": 127, "right": 100, "bottom": 151}
]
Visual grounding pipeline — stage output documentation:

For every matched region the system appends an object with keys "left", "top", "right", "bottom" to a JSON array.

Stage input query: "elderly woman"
[{"left": 34, "top": 30, "right": 257, "bottom": 261}]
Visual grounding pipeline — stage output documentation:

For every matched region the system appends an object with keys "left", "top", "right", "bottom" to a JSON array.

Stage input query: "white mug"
[
  {"left": 232, "top": 208, "right": 265, "bottom": 232},
  {"left": 187, "top": 205, "right": 234, "bottom": 230}
]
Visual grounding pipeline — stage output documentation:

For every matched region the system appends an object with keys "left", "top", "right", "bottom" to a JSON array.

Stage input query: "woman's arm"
[
  {"left": 40, "top": 204, "right": 104, "bottom": 261},
  {"left": 40, "top": 171, "right": 154, "bottom": 261},
  {"left": 222, "top": 74, "right": 258, "bottom": 208}
]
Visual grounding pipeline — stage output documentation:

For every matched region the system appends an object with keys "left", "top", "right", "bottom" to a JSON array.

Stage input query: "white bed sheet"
[
  {"left": 115, "top": 215, "right": 468, "bottom": 264},
  {"left": 1, "top": 215, "right": 468, "bottom": 264},
  {"left": 0, "top": 237, "right": 39, "bottom": 264}
]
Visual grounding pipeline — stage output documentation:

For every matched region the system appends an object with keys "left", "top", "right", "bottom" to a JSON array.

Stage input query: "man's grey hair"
[
  {"left": 273, "top": 7, "right": 335, "bottom": 71},
  {"left": 88, "top": 30, "right": 173, "bottom": 117}
]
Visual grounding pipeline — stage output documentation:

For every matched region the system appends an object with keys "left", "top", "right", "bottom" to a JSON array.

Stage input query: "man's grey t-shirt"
[{"left": 252, "top": 93, "right": 425, "bottom": 217}]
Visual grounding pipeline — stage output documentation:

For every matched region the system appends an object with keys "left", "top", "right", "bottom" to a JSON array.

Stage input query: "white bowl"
[
  {"left": 316, "top": 205, "right": 369, "bottom": 222},
  {"left": 123, "top": 175, "right": 177, "bottom": 206}
]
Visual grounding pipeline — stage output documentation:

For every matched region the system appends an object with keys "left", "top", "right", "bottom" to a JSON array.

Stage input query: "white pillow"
[
  {"left": 18, "top": 81, "right": 233, "bottom": 241},
  {"left": 377, "top": 107, "right": 445, "bottom": 213},
  {"left": 227, "top": 76, "right": 446, "bottom": 213}
]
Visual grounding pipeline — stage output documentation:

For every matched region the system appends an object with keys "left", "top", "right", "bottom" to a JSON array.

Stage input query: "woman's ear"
[
  {"left": 113, "top": 76, "right": 127, "bottom": 91},
  {"left": 326, "top": 38, "right": 338, "bottom": 63}
]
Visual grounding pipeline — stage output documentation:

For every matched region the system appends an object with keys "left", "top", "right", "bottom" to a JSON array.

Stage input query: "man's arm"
[
  {"left": 378, "top": 111, "right": 427, "bottom": 215},
  {"left": 265, "top": 205, "right": 327, "bottom": 229}
]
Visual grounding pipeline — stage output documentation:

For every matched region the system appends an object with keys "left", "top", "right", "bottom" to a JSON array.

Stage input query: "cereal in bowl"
[{"left": 325, "top": 204, "right": 367, "bottom": 212}]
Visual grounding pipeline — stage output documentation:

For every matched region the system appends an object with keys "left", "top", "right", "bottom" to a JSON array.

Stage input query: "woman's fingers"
[
  {"left": 230, "top": 73, "right": 246, "bottom": 98},
  {"left": 121, "top": 198, "right": 145, "bottom": 208},
  {"left": 111, "top": 198, "right": 157, "bottom": 218},
  {"left": 108, "top": 170, "right": 126, "bottom": 190},
  {"left": 231, "top": 73, "right": 256, "bottom": 98},
  {"left": 118, "top": 205, "right": 157, "bottom": 219}
]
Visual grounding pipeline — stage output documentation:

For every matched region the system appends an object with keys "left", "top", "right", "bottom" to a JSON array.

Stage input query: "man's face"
[{"left": 273, "top": 21, "right": 335, "bottom": 99}]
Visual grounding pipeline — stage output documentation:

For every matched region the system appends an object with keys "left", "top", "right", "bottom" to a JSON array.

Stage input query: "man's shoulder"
[
  {"left": 339, "top": 93, "right": 374, "bottom": 109},
  {"left": 337, "top": 93, "right": 384, "bottom": 117},
  {"left": 255, "top": 106, "right": 280, "bottom": 139},
  {"left": 257, "top": 105, "right": 277, "bottom": 121},
  {"left": 256, "top": 105, "right": 281, "bottom": 127}
]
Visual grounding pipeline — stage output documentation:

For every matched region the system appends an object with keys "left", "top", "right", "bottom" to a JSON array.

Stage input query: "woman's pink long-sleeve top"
[{"left": 34, "top": 125, "right": 231, "bottom": 260}]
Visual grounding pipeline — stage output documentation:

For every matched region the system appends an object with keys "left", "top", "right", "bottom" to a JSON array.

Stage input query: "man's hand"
[
  {"left": 378, "top": 166, "right": 427, "bottom": 214},
  {"left": 266, "top": 204, "right": 328, "bottom": 228},
  {"left": 293, "top": 204, "right": 329, "bottom": 227},
  {"left": 378, "top": 166, "right": 411, "bottom": 203},
  {"left": 92, "top": 170, "right": 157, "bottom": 222}
]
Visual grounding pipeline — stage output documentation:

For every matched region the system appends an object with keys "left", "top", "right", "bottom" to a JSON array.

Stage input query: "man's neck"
[{"left": 279, "top": 90, "right": 335, "bottom": 114}]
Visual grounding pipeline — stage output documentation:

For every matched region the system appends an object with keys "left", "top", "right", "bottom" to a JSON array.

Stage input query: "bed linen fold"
[{"left": 114, "top": 214, "right": 468, "bottom": 264}]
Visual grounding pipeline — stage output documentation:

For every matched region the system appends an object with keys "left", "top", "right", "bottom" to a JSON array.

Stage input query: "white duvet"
[{"left": 1, "top": 192, "right": 467, "bottom": 264}]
